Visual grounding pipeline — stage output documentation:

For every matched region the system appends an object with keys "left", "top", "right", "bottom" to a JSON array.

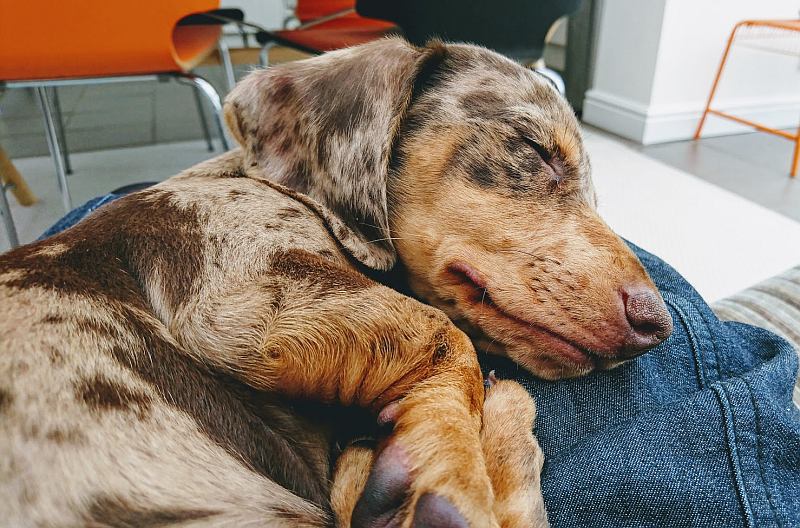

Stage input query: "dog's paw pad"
[
  {"left": 412, "top": 493, "right": 469, "bottom": 528},
  {"left": 351, "top": 442, "right": 410, "bottom": 528}
]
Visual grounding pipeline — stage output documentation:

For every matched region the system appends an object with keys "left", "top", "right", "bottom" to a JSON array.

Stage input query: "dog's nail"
[
  {"left": 412, "top": 493, "right": 469, "bottom": 528},
  {"left": 377, "top": 401, "right": 401, "bottom": 426}
]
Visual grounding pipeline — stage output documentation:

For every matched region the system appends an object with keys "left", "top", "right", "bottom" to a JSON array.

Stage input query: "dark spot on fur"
[
  {"left": 45, "top": 345, "right": 64, "bottom": 365},
  {"left": 467, "top": 159, "right": 496, "bottom": 188},
  {"left": 282, "top": 159, "right": 313, "bottom": 194},
  {"left": 75, "top": 316, "right": 122, "bottom": 339},
  {"left": 0, "top": 388, "right": 12, "bottom": 414},
  {"left": 278, "top": 136, "right": 295, "bottom": 155},
  {"left": 46, "top": 427, "right": 87, "bottom": 444},
  {"left": 459, "top": 90, "right": 505, "bottom": 120},
  {"left": 40, "top": 314, "right": 65, "bottom": 324},
  {"left": 228, "top": 189, "right": 248, "bottom": 200},
  {"left": 432, "top": 333, "right": 451, "bottom": 364},
  {"left": 269, "top": 75, "right": 298, "bottom": 107},
  {"left": 275, "top": 207, "right": 305, "bottom": 221},
  {"left": 76, "top": 374, "right": 152, "bottom": 418},
  {"left": 318, "top": 249, "right": 336, "bottom": 260},
  {"left": 272, "top": 504, "right": 322, "bottom": 523},
  {"left": 0, "top": 190, "right": 205, "bottom": 313},
  {"left": 271, "top": 249, "right": 373, "bottom": 294},
  {"left": 87, "top": 495, "right": 218, "bottom": 528}
]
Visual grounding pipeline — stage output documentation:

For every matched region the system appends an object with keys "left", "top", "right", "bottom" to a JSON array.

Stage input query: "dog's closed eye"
[{"left": 521, "top": 136, "right": 564, "bottom": 185}]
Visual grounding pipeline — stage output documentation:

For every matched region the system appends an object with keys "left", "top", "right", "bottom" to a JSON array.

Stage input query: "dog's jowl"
[{"left": 1, "top": 37, "right": 670, "bottom": 527}]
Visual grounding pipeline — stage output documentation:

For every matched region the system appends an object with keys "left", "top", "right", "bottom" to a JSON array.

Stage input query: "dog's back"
[{"left": 0, "top": 153, "right": 345, "bottom": 526}]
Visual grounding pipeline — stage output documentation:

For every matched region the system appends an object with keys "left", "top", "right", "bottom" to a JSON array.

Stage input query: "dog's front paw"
[
  {"left": 350, "top": 440, "right": 488, "bottom": 528},
  {"left": 482, "top": 374, "right": 548, "bottom": 528}
]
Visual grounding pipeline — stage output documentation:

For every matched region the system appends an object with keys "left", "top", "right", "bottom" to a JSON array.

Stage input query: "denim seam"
[
  {"left": 742, "top": 375, "right": 784, "bottom": 527},
  {"left": 696, "top": 295, "right": 728, "bottom": 380},
  {"left": 711, "top": 383, "right": 756, "bottom": 528},
  {"left": 663, "top": 293, "right": 707, "bottom": 389}
]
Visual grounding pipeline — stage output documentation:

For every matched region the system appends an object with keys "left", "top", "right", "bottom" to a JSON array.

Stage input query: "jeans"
[{"left": 45, "top": 197, "right": 800, "bottom": 527}]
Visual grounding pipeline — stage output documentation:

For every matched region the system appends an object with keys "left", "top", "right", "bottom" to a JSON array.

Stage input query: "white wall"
[{"left": 584, "top": 0, "right": 800, "bottom": 144}]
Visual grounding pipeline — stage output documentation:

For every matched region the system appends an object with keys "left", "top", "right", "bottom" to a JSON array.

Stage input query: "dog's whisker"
[{"left": 366, "top": 236, "right": 405, "bottom": 244}]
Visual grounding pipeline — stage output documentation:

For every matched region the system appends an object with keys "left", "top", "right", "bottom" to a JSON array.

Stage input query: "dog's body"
[
  {"left": 1, "top": 153, "right": 544, "bottom": 527},
  {"left": 1, "top": 38, "right": 672, "bottom": 527}
]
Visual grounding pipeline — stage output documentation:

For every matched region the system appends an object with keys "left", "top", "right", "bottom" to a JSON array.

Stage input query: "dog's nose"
[{"left": 620, "top": 285, "right": 673, "bottom": 357}]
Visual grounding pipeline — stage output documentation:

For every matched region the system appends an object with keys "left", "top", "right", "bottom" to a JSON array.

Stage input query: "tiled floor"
[
  {"left": 0, "top": 66, "right": 229, "bottom": 159},
  {"left": 638, "top": 130, "right": 800, "bottom": 223}
]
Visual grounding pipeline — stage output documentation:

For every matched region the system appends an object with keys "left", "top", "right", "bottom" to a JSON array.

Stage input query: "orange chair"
[
  {"left": 695, "top": 19, "right": 800, "bottom": 178},
  {"left": 256, "top": 0, "right": 397, "bottom": 64},
  {"left": 0, "top": 0, "right": 231, "bottom": 223}
]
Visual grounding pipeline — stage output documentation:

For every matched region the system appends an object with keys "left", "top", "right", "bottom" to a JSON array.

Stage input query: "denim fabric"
[
  {"left": 482, "top": 244, "right": 800, "bottom": 528},
  {"left": 43, "top": 200, "right": 800, "bottom": 527},
  {"left": 38, "top": 193, "right": 121, "bottom": 240}
]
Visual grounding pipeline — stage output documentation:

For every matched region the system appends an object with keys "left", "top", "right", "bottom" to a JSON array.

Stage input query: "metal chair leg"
[
  {"left": 695, "top": 22, "right": 742, "bottom": 140},
  {"left": 175, "top": 75, "right": 230, "bottom": 151},
  {"left": 0, "top": 182, "right": 20, "bottom": 249},
  {"left": 192, "top": 85, "right": 215, "bottom": 152},
  {"left": 36, "top": 86, "right": 72, "bottom": 212},
  {"left": 218, "top": 39, "right": 236, "bottom": 92},
  {"left": 50, "top": 87, "right": 73, "bottom": 175},
  {"left": 259, "top": 41, "right": 276, "bottom": 68}
]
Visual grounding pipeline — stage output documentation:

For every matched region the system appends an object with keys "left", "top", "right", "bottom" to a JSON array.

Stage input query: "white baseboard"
[{"left": 583, "top": 89, "right": 800, "bottom": 145}]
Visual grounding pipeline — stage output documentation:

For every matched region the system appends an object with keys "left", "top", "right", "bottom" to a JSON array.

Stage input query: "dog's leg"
[
  {"left": 171, "top": 250, "right": 494, "bottom": 526},
  {"left": 481, "top": 375, "right": 548, "bottom": 528},
  {"left": 331, "top": 376, "right": 549, "bottom": 528}
]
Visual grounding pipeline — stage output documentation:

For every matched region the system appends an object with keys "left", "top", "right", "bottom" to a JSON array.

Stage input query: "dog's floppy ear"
[{"left": 224, "top": 37, "right": 445, "bottom": 270}]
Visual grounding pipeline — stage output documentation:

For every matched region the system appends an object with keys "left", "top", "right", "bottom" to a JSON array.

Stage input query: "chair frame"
[{"left": 694, "top": 19, "right": 800, "bottom": 178}]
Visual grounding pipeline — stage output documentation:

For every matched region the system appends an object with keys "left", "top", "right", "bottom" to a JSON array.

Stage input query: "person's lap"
[{"left": 43, "top": 195, "right": 800, "bottom": 527}]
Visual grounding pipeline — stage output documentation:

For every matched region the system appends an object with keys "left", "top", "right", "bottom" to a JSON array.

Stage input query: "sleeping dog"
[{"left": 0, "top": 38, "right": 671, "bottom": 526}]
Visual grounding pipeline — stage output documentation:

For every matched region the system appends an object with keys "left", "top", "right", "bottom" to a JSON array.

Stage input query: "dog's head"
[{"left": 225, "top": 38, "right": 672, "bottom": 379}]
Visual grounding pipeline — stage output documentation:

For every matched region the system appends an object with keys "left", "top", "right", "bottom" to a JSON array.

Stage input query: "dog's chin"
[{"left": 472, "top": 334, "right": 626, "bottom": 380}]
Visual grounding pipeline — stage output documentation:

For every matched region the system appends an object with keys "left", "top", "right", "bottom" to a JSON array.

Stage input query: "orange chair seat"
[
  {"left": 273, "top": 13, "right": 397, "bottom": 53},
  {"left": 0, "top": 1, "right": 221, "bottom": 81},
  {"left": 295, "top": 0, "right": 356, "bottom": 24}
]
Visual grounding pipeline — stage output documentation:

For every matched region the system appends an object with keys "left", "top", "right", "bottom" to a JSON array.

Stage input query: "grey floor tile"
[{"left": 634, "top": 130, "right": 800, "bottom": 223}]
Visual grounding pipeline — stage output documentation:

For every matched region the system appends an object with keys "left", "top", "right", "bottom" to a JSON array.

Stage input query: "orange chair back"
[
  {"left": 295, "top": 0, "right": 355, "bottom": 24},
  {"left": 0, "top": 0, "right": 221, "bottom": 81}
]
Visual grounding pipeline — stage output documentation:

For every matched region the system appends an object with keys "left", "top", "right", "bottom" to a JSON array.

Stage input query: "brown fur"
[{"left": 1, "top": 37, "right": 672, "bottom": 526}]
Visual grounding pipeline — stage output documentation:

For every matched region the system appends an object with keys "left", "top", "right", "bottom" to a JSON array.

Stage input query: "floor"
[{"left": 638, "top": 130, "right": 800, "bottom": 223}]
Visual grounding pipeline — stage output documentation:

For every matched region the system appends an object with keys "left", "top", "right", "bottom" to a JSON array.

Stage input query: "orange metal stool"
[{"left": 694, "top": 19, "right": 800, "bottom": 178}]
